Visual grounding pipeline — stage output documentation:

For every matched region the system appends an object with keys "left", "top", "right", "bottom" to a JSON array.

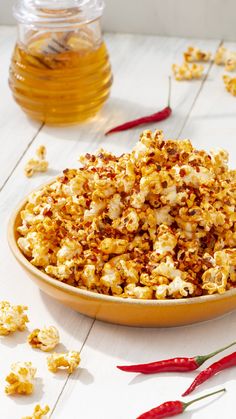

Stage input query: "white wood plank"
[
  {"left": 52, "top": 317, "right": 236, "bottom": 419},
  {"left": 0, "top": 26, "right": 41, "bottom": 189},
  {"left": 0, "top": 34, "right": 222, "bottom": 418}
]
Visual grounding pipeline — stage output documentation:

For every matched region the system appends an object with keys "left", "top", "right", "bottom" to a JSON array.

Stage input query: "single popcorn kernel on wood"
[
  {"left": 28, "top": 326, "right": 60, "bottom": 352},
  {"left": 47, "top": 351, "right": 80, "bottom": 373},
  {"left": 22, "top": 404, "right": 50, "bottom": 419},
  {"left": 24, "top": 145, "right": 48, "bottom": 177},
  {"left": 0, "top": 301, "right": 29, "bottom": 335},
  {"left": 223, "top": 75, "right": 236, "bottom": 96},
  {"left": 215, "top": 46, "right": 236, "bottom": 71},
  {"left": 5, "top": 362, "right": 36, "bottom": 395},
  {"left": 36, "top": 145, "right": 46, "bottom": 160},
  {"left": 184, "top": 46, "right": 211, "bottom": 62},
  {"left": 172, "top": 62, "right": 204, "bottom": 81}
]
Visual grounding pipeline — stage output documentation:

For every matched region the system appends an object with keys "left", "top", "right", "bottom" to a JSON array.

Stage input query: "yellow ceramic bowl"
[{"left": 8, "top": 187, "right": 236, "bottom": 327}]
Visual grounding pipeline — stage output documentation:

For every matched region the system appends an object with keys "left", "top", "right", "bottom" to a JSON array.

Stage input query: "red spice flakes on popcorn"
[{"left": 17, "top": 130, "right": 236, "bottom": 300}]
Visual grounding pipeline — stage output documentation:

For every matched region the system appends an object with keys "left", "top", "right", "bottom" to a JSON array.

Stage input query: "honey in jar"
[{"left": 9, "top": 0, "right": 113, "bottom": 125}]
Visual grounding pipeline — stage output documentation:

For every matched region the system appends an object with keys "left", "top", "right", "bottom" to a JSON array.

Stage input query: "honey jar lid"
[{"left": 14, "top": 0, "right": 105, "bottom": 26}]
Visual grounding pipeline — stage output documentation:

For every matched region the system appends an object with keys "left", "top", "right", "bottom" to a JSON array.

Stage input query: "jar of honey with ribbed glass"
[{"left": 9, "top": 0, "right": 113, "bottom": 125}]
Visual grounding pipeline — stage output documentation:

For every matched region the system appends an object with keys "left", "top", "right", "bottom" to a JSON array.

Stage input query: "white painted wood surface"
[{"left": 0, "top": 26, "right": 235, "bottom": 418}]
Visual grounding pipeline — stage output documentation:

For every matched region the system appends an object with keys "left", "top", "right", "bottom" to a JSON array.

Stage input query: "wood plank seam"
[
  {"left": 176, "top": 39, "right": 223, "bottom": 138},
  {"left": 0, "top": 123, "right": 44, "bottom": 192},
  {"left": 50, "top": 319, "right": 96, "bottom": 418}
]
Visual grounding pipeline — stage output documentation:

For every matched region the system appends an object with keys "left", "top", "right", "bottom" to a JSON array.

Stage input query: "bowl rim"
[{"left": 8, "top": 179, "right": 236, "bottom": 307}]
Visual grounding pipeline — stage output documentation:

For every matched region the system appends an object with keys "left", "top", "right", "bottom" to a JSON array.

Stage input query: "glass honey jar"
[{"left": 9, "top": 0, "right": 113, "bottom": 125}]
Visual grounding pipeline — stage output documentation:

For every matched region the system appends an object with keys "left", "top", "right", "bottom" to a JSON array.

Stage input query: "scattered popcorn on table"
[
  {"left": 172, "top": 62, "right": 204, "bottom": 80},
  {"left": 0, "top": 301, "right": 28, "bottom": 335},
  {"left": 47, "top": 351, "right": 80, "bottom": 373},
  {"left": 22, "top": 404, "right": 50, "bottom": 419},
  {"left": 17, "top": 129, "right": 236, "bottom": 299},
  {"left": 215, "top": 46, "right": 236, "bottom": 71},
  {"left": 5, "top": 362, "right": 36, "bottom": 395},
  {"left": 28, "top": 326, "right": 59, "bottom": 352},
  {"left": 24, "top": 145, "right": 48, "bottom": 177},
  {"left": 183, "top": 46, "right": 211, "bottom": 62},
  {"left": 223, "top": 75, "right": 236, "bottom": 96}
]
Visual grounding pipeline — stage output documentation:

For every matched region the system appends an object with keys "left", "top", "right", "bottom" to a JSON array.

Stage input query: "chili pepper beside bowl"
[{"left": 117, "top": 340, "right": 236, "bottom": 374}]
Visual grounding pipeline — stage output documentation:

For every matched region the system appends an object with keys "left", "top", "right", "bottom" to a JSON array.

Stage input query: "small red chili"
[
  {"left": 182, "top": 350, "right": 236, "bottom": 396},
  {"left": 137, "top": 388, "right": 225, "bottom": 419},
  {"left": 105, "top": 78, "right": 172, "bottom": 136},
  {"left": 117, "top": 341, "right": 236, "bottom": 374}
]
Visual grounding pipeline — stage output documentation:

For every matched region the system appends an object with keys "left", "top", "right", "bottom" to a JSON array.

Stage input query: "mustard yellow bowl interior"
[{"left": 8, "top": 187, "right": 236, "bottom": 328}]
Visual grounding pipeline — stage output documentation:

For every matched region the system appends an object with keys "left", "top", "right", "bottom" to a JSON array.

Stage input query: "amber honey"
[{"left": 9, "top": 33, "right": 112, "bottom": 125}]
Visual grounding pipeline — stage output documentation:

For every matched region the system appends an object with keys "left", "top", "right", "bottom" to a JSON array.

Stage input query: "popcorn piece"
[
  {"left": 124, "top": 284, "right": 153, "bottom": 299},
  {"left": 24, "top": 145, "right": 48, "bottom": 177},
  {"left": 22, "top": 404, "right": 50, "bottom": 419},
  {"left": 223, "top": 75, "right": 236, "bottom": 96},
  {"left": 172, "top": 62, "right": 204, "bottom": 81},
  {"left": 0, "top": 301, "right": 28, "bottom": 336},
  {"left": 24, "top": 159, "right": 48, "bottom": 178},
  {"left": 100, "top": 238, "right": 128, "bottom": 255},
  {"left": 202, "top": 266, "right": 228, "bottom": 294},
  {"left": 5, "top": 362, "right": 36, "bottom": 395},
  {"left": 47, "top": 351, "right": 80, "bottom": 373},
  {"left": 28, "top": 326, "right": 59, "bottom": 352},
  {"left": 215, "top": 46, "right": 236, "bottom": 71},
  {"left": 153, "top": 225, "right": 177, "bottom": 258},
  {"left": 36, "top": 145, "right": 47, "bottom": 160},
  {"left": 184, "top": 46, "right": 211, "bottom": 62}
]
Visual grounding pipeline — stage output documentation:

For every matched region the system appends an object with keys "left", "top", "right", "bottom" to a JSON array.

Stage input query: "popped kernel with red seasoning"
[
  {"left": 5, "top": 362, "right": 36, "bottom": 395},
  {"left": 47, "top": 351, "right": 80, "bottom": 373},
  {"left": 0, "top": 301, "right": 28, "bottom": 335},
  {"left": 22, "top": 404, "right": 50, "bottom": 419},
  {"left": 17, "top": 130, "right": 236, "bottom": 299},
  {"left": 28, "top": 326, "right": 59, "bottom": 352},
  {"left": 172, "top": 62, "right": 204, "bottom": 80},
  {"left": 184, "top": 46, "right": 211, "bottom": 62}
]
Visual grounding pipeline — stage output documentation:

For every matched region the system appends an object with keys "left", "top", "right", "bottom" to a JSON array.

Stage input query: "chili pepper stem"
[
  {"left": 183, "top": 388, "right": 226, "bottom": 410},
  {"left": 196, "top": 341, "right": 236, "bottom": 366}
]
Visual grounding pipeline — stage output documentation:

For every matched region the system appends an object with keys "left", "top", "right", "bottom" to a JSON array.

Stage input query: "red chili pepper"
[
  {"left": 105, "top": 78, "right": 172, "bottom": 136},
  {"left": 137, "top": 388, "right": 225, "bottom": 419},
  {"left": 117, "top": 341, "right": 236, "bottom": 374},
  {"left": 182, "top": 350, "right": 236, "bottom": 396}
]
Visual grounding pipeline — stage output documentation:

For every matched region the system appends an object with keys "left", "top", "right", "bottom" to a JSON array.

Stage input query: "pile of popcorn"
[
  {"left": 17, "top": 130, "right": 236, "bottom": 299},
  {"left": 0, "top": 301, "right": 81, "bottom": 418}
]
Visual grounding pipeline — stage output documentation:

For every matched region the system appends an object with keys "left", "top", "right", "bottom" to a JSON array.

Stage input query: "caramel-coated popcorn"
[
  {"left": 18, "top": 129, "right": 236, "bottom": 299},
  {"left": 22, "top": 405, "right": 50, "bottom": 419},
  {"left": 223, "top": 75, "right": 236, "bottom": 96},
  {"left": 5, "top": 362, "right": 36, "bottom": 395},
  {"left": 184, "top": 46, "right": 211, "bottom": 62},
  {"left": 24, "top": 145, "right": 48, "bottom": 178},
  {"left": 47, "top": 351, "right": 80, "bottom": 373},
  {"left": 0, "top": 301, "right": 28, "bottom": 335},
  {"left": 28, "top": 326, "right": 59, "bottom": 352},
  {"left": 172, "top": 62, "right": 204, "bottom": 81},
  {"left": 215, "top": 46, "right": 236, "bottom": 71}
]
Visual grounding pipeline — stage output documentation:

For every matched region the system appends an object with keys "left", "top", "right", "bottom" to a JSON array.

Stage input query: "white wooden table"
[{"left": 0, "top": 26, "right": 236, "bottom": 419}]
